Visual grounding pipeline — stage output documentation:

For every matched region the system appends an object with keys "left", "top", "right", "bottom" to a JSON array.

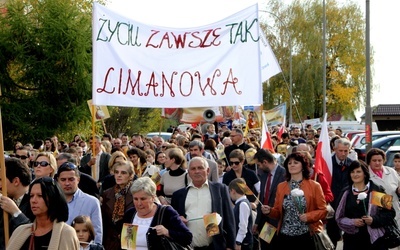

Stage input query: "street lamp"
[{"left": 259, "top": 10, "right": 293, "bottom": 125}]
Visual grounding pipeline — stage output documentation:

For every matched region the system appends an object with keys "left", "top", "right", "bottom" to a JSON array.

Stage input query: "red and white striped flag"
[
  {"left": 261, "top": 113, "right": 275, "bottom": 153},
  {"left": 277, "top": 116, "right": 286, "bottom": 141},
  {"left": 314, "top": 114, "right": 333, "bottom": 184}
]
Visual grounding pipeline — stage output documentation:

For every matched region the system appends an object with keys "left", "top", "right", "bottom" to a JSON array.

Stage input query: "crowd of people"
[{"left": 0, "top": 123, "right": 399, "bottom": 250}]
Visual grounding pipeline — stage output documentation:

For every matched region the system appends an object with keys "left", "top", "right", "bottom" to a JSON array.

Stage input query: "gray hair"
[
  {"left": 130, "top": 176, "right": 156, "bottom": 196},
  {"left": 188, "top": 140, "right": 204, "bottom": 150},
  {"left": 334, "top": 138, "right": 351, "bottom": 148},
  {"left": 188, "top": 156, "right": 209, "bottom": 169}
]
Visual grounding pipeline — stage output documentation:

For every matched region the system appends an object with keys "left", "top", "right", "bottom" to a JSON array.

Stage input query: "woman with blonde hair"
[
  {"left": 33, "top": 151, "right": 58, "bottom": 178},
  {"left": 101, "top": 161, "right": 135, "bottom": 250},
  {"left": 101, "top": 150, "right": 129, "bottom": 193},
  {"left": 158, "top": 148, "right": 189, "bottom": 205}
]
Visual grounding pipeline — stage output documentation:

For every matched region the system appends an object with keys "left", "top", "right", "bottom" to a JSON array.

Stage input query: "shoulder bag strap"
[{"left": 157, "top": 205, "right": 167, "bottom": 225}]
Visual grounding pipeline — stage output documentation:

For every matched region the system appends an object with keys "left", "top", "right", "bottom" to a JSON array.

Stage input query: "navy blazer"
[
  {"left": 255, "top": 165, "right": 286, "bottom": 230},
  {"left": 331, "top": 155, "right": 353, "bottom": 209},
  {"left": 171, "top": 182, "right": 236, "bottom": 249}
]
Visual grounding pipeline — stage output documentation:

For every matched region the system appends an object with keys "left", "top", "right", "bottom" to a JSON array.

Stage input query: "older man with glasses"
[{"left": 224, "top": 128, "right": 252, "bottom": 166}]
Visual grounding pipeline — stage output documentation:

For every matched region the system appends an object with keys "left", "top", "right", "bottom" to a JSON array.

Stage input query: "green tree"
[
  {"left": 0, "top": 0, "right": 94, "bottom": 148},
  {"left": 261, "top": 0, "right": 371, "bottom": 121}
]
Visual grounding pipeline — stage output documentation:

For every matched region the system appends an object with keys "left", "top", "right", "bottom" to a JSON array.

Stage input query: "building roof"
[{"left": 372, "top": 104, "right": 400, "bottom": 116}]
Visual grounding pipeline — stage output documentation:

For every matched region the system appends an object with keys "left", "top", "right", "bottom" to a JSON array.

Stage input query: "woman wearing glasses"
[
  {"left": 222, "top": 149, "right": 260, "bottom": 209},
  {"left": 101, "top": 161, "right": 135, "bottom": 250},
  {"left": 8, "top": 177, "right": 79, "bottom": 249},
  {"left": 33, "top": 152, "right": 58, "bottom": 179}
]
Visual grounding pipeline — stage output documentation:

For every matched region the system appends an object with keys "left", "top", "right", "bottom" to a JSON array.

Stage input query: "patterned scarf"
[{"left": 112, "top": 181, "right": 133, "bottom": 223}]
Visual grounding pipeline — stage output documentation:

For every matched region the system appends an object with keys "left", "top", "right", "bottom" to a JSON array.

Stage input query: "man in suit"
[
  {"left": 171, "top": 156, "right": 235, "bottom": 250},
  {"left": 327, "top": 137, "right": 353, "bottom": 248},
  {"left": 253, "top": 149, "right": 286, "bottom": 249},
  {"left": 80, "top": 135, "right": 111, "bottom": 186},
  {"left": 0, "top": 158, "right": 34, "bottom": 250}
]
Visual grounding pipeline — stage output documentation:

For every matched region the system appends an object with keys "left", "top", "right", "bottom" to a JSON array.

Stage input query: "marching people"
[{"left": 262, "top": 152, "right": 327, "bottom": 249}]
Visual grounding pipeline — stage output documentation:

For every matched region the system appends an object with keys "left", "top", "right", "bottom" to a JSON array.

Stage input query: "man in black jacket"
[{"left": 0, "top": 158, "right": 34, "bottom": 250}]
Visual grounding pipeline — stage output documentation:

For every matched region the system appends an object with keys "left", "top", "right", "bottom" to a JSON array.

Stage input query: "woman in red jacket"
[{"left": 262, "top": 152, "right": 327, "bottom": 249}]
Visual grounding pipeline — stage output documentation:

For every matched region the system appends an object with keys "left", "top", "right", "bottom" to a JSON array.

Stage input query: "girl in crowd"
[{"left": 71, "top": 215, "right": 104, "bottom": 250}]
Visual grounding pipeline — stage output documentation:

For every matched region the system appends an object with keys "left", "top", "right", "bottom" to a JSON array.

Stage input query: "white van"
[{"left": 313, "top": 121, "right": 379, "bottom": 132}]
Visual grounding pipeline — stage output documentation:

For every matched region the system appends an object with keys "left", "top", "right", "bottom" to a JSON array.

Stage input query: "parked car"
[
  {"left": 385, "top": 146, "right": 400, "bottom": 168},
  {"left": 146, "top": 132, "right": 172, "bottom": 141},
  {"left": 350, "top": 131, "right": 400, "bottom": 149},
  {"left": 354, "top": 134, "right": 400, "bottom": 161}
]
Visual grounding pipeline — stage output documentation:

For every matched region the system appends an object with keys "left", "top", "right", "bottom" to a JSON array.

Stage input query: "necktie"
[
  {"left": 264, "top": 173, "right": 272, "bottom": 205},
  {"left": 340, "top": 161, "right": 345, "bottom": 171}
]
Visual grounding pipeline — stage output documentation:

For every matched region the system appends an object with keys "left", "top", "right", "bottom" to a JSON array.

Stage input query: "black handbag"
[
  {"left": 383, "top": 218, "right": 400, "bottom": 248},
  {"left": 157, "top": 205, "right": 193, "bottom": 250}
]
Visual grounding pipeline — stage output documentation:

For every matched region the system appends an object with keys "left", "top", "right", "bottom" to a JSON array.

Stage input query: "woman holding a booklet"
[
  {"left": 366, "top": 148, "right": 400, "bottom": 225},
  {"left": 101, "top": 161, "right": 135, "bottom": 250},
  {"left": 335, "top": 159, "right": 395, "bottom": 249},
  {"left": 123, "top": 177, "right": 192, "bottom": 249}
]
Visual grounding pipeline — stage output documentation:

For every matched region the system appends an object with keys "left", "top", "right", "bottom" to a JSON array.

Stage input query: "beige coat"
[{"left": 7, "top": 220, "right": 79, "bottom": 250}]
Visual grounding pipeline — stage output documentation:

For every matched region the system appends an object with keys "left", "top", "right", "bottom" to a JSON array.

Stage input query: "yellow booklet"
[
  {"left": 203, "top": 213, "right": 221, "bottom": 237},
  {"left": 259, "top": 222, "right": 276, "bottom": 244},
  {"left": 371, "top": 191, "right": 393, "bottom": 210},
  {"left": 121, "top": 223, "right": 138, "bottom": 250}
]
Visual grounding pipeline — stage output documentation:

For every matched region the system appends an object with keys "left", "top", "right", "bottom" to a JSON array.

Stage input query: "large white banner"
[{"left": 92, "top": 3, "right": 262, "bottom": 108}]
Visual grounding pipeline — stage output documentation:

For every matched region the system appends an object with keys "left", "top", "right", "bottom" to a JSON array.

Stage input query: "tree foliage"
[
  {"left": 0, "top": 0, "right": 172, "bottom": 149},
  {"left": 261, "top": 0, "right": 371, "bottom": 121},
  {"left": 0, "top": 0, "right": 94, "bottom": 148}
]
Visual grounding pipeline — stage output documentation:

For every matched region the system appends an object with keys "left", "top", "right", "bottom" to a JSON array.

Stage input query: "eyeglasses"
[
  {"left": 229, "top": 161, "right": 241, "bottom": 165},
  {"left": 33, "top": 161, "right": 50, "bottom": 167},
  {"left": 15, "top": 155, "right": 29, "bottom": 160}
]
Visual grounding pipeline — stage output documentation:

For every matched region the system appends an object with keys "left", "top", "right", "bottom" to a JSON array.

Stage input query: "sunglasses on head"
[
  {"left": 58, "top": 162, "right": 77, "bottom": 171},
  {"left": 15, "top": 155, "right": 28, "bottom": 160},
  {"left": 229, "top": 161, "right": 241, "bottom": 165},
  {"left": 33, "top": 161, "right": 50, "bottom": 167}
]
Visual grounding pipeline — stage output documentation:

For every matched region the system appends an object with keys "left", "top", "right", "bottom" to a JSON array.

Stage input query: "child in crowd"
[
  {"left": 229, "top": 178, "right": 253, "bottom": 250},
  {"left": 216, "top": 159, "right": 226, "bottom": 183},
  {"left": 71, "top": 215, "right": 104, "bottom": 250},
  {"left": 393, "top": 153, "right": 400, "bottom": 176}
]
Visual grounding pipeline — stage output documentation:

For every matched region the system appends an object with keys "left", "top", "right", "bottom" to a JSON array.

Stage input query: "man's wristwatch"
[
  {"left": 13, "top": 211, "right": 22, "bottom": 218},
  {"left": 235, "top": 241, "right": 242, "bottom": 246}
]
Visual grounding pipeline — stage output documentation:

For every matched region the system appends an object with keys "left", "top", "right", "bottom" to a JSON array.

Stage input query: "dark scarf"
[{"left": 112, "top": 181, "right": 133, "bottom": 223}]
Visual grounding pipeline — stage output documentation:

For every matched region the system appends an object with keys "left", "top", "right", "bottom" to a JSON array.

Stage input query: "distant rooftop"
[{"left": 359, "top": 104, "right": 400, "bottom": 119}]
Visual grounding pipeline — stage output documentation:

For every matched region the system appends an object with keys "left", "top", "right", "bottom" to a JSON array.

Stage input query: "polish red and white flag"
[{"left": 314, "top": 114, "right": 333, "bottom": 184}]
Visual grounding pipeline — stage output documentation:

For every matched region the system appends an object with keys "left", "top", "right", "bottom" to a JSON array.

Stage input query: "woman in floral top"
[{"left": 263, "top": 152, "right": 327, "bottom": 249}]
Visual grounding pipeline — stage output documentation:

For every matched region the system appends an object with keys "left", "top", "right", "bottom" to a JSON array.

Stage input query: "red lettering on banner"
[
  {"left": 97, "top": 67, "right": 241, "bottom": 98},
  {"left": 221, "top": 69, "right": 241, "bottom": 95},
  {"left": 145, "top": 28, "right": 221, "bottom": 49}
]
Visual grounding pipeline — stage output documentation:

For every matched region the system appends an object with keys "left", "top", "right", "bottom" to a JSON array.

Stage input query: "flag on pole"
[
  {"left": 314, "top": 114, "right": 333, "bottom": 184},
  {"left": 261, "top": 113, "right": 275, "bottom": 153},
  {"left": 277, "top": 116, "right": 286, "bottom": 140}
]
